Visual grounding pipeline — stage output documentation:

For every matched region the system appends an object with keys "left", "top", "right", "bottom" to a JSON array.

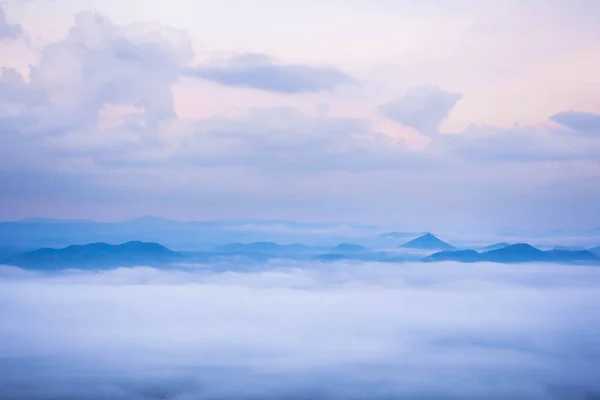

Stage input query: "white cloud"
[
  {"left": 1, "top": 261, "right": 600, "bottom": 399},
  {"left": 380, "top": 85, "right": 463, "bottom": 137},
  {"left": 185, "top": 52, "right": 355, "bottom": 94},
  {"left": 0, "top": 4, "right": 22, "bottom": 40}
]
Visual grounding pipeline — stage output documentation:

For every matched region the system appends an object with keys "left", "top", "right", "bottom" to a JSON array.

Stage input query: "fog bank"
[{"left": 1, "top": 261, "right": 599, "bottom": 399}]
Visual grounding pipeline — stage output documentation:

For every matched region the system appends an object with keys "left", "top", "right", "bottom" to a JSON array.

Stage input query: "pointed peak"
[{"left": 399, "top": 233, "right": 455, "bottom": 250}]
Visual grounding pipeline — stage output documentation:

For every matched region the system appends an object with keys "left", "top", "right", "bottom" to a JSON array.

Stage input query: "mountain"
[
  {"left": 479, "top": 242, "right": 510, "bottom": 251},
  {"left": 589, "top": 246, "right": 600, "bottom": 256},
  {"left": 428, "top": 243, "right": 600, "bottom": 264},
  {"left": 399, "top": 233, "right": 456, "bottom": 251},
  {"left": 2, "top": 241, "right": 181, "bottom": 269},
  {"left": 331, "top": 243, "right": 367, "bottom": 253},
  {"left": 481, "top": 243, "right": 545, "bottom": 262}
]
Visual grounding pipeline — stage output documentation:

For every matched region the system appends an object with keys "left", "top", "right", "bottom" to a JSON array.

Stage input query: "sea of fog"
[{"left": 1, "top": 261, "right": 600, "bottom": 399}]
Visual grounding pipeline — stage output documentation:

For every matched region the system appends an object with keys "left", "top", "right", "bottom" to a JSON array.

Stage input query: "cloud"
[
  {"left": 430, "top": 122, "right": 600, "bottom": 163},
  {"left": 1, "top": 10, "right": 600, "bottom": 225},
  {"left": 380, "top": 85, "right": 463, "bottom": 137},
  {"left": 27, "top": 11, "right": 193, "bottom": 126},
  {"left": 1, "top": 261, "right": 600, "bottom": 399},
  {"left": 0, "top": 11, "right": 195, "bottom": 171},
  {"left": 550, "top": 111, "right": 600, "bottom": 135},
  {"left": 0, "top": 5, "right": 22, "bottom": 40},
  {"left": 185, "top": 53, "right": 354, "bottom": 94},
  {"left": 170, "top": 108, "right": 434, "bottom": 172},
  {"left": 0, "top": 12, "right": 414, "bottom": 177}
]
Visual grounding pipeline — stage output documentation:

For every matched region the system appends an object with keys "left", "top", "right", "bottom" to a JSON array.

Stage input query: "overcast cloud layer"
[{"left": 1, "top": 261, "right": 600, "bottom": 399}]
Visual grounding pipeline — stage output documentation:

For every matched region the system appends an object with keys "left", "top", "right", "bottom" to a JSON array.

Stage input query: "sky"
[
  {"left": 0, "top": 0, "right": 599, "bottom": 231},
  {"left": 1, "top": 260, "right": 600, "bottom": 399}
]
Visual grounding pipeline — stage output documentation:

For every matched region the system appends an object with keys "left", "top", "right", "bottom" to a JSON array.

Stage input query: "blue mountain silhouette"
[
  {"left": 399, "top": 233, "right": 456, "bottom": 250},
  {"left": 2, "top": 241, "right": 180, "bottom": 269},
  {"left": 429, "top": 243, "right": 599, "bottom": 264}
]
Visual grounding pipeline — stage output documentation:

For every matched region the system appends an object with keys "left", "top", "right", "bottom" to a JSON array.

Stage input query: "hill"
[
  {"left": 428, "top": 243, "right": 599, "bottom": 264},
  {"left": 481, "top": 243, "right": 545, "bottom": 262},
  {"left": 399, "top": 233, "right": 456, "bottom": 251},
  {"left": 2, "top": 241, "right": 181, "bottom": 269}
]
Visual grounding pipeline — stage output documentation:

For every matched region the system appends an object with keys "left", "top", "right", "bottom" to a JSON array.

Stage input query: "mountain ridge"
[
  {"left": 428, "top": 243, "right": 600, "bottom": 264},
  {"left": 2, "top": 241, "right": 180, "bottom": 269}
]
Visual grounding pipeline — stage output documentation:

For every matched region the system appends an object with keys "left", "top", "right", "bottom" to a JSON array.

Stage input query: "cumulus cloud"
[
  {"left": 27, "top": 11, "right": 193, "bottom": 126},
  {"left": 1, "top": 261, "right": 600, "bottom": 399},
  {"left": 0, "top": 5, "right": 22, "bottom": 40},
  {"left": 185, "top": 53, "right": 354, "bottom": 94},
  {"left": 550, "top": 111, "right": 600, "bottom": 135},
  {"left": 0, "top": 11, "right": 193, "bottom": 173},
  {"left": 380, "top": 85, "right": 463, "bottom": 137}
]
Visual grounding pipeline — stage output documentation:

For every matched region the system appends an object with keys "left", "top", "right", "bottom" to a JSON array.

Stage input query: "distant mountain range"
[
  {"left": 428, "top": 243, "right": 600, "bottom": 264},
  {"left": 1, "top": 241, "right": 182, "bottom": 269},
  {"left": 0, "top": 217, "right": 378, "bottom": 249},
  {"left": 0, "top": 241, "right": 385, "bottom": 269},
  {"left": 2, "top": 238, "right": 599, "bottom": 270},
  {"left": 399, "top": 233, "right": 456, "bottom": 251}
]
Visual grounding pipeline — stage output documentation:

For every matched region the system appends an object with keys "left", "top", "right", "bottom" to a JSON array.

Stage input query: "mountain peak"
[{"left": 399, "top": 233, "right": 456, "bottom": 250}]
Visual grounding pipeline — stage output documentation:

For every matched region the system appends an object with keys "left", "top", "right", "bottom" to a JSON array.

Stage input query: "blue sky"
[{"left": 0, "top": 0, "right": 599, "bottom": 231}]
